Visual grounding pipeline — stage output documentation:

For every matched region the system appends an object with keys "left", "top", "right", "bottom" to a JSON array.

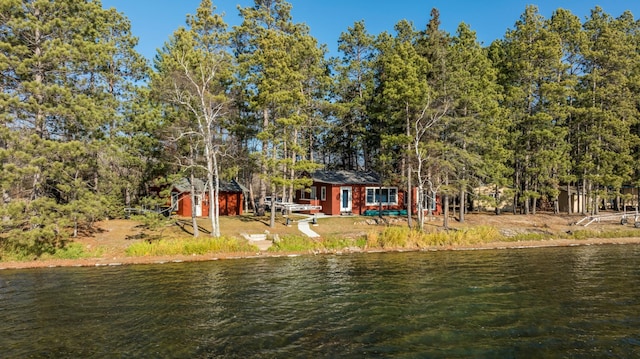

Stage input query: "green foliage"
[
  {"left": 366, "top": 225, "right": 506, "bottom": 248},
  {"left": 3, "top": 0, "right": 640, "bottom": 257},
  {"left": 566, "top": 229, "right": 640, "bottom": 240},
  {"left": 0, "top": 0, "right": 149, "bottom": 257},
  {"left": 234, "top": 0, "right": 329, "bottom": 226},
  {"left": 0, "top": 238, "right": 103, "bottom": 262},
  {"left": 125, "top": 236, "right": 258, "bottom": 256},
  {"left": 39, "top": 243, "right": 104, "bottom": 261},
  {"left": 267, "top": 234, "right": 366, "bottom": 252},
  {"left": 268, "top": 235, "right": 323, "bottom": 252},
  {"left": 321, "top": 236, "right": 366, "bottom": 250}
]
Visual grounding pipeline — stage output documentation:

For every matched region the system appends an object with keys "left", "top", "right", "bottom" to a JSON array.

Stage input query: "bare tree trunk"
[
  {"left": 288, "top": 128, "right": 298, "bottom": 203},
  {"left": 524, "top": 178, "right": 530, "bottom": 215},
  {"left": 443, "top": 193, "right": 449, "bottom": 230},
  {"left": 258, "top": 108, "right": 269, "bottom": 217},
  {"left": 125, "top": 187, "right": 131, "bottom": 208},
  {"left": 270, "top": 183, "right": 277, "bottom": 228},
  {"left": 512, "top": 167, "right": 519, "bottom": 215},
  {"left": 209, "top": 150, "right": 220, "bottom": 237},
  {"left": 269, "top": 128, "right": 277, "bottom": 228},
  {"left": 406, "top": 105, "right": 412, "bottom": 229},
  {"left": 189, "top": 170, "right": 199, "bottom": 238},
  {"left": 532, "top": 183, "right": 537, "bottom": 215},
  {"left": 459, "top": 187, "right": 465, "bottom": 223},
  {"left": 443, "top": 176, "right": 449, "bottom": 229},
  {"left": 417, "top": 184, "right": 425, "bottom": 231},
  {"left": 566, "top": 183, "right": 571, "bottom": 215}
]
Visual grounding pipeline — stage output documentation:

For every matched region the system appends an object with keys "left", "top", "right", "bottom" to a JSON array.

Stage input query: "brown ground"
[{"left": 2, "top": 212, "right": 640, "bottom": 270}]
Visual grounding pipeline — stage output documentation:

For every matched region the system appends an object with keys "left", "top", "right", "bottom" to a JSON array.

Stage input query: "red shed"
[{"left": 170, "top": 178, "right": 247, "bottom": 217}]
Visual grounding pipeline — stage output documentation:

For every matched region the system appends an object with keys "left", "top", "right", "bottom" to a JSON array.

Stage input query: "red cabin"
[
  {"left": 294, "top": 170, "right": 441, "bottom": 216},
  {"left": 169, "top": 178, "right": 247, "bottom": 217}
]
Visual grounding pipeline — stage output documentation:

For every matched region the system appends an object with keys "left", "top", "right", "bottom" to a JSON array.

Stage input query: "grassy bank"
[
  {"left": 3, "top": 213, "right": 640, "bottom": 263},
  {"left": 104, "top": 226, "right": 640, "bottom": 257}
]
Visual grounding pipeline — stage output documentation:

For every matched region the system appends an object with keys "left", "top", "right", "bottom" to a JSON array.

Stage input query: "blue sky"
[{"left": 101, "top": 0, "right": 640, "bottom": 61}]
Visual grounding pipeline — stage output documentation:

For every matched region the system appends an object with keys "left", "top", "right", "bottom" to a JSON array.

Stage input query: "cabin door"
[
  {"left": 195, "top": 195, "right": 203, "bottom": 217},
  {"left": 340, "top": 187, "right": 352, "bottom": 213}
]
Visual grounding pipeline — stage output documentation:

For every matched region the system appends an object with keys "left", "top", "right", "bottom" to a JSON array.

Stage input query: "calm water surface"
[{"left": 1, "top": 245, "right": 640, "bottom": 358}]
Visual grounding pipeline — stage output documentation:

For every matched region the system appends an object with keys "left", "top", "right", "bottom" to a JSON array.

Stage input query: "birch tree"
[{"left": 152, "top": 0, "right": 232, "bottom": 237}]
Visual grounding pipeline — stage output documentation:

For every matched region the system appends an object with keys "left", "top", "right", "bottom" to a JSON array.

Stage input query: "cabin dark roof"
[
  {"left": 173, "top": 178, "right": 247, "bottom": 193},
  {"left": 311, "top": 170, "right": 380, "bottom": 185},
  {"left": 173, "top": 178, "right": 206, "bottom": 193},
  {"left": 220, "top": 179, "right": 249, "bottom": 193}
]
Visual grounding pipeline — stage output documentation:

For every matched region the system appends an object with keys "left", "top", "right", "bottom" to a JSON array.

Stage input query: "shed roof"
[
  {"left": 173, "top": 178, "right": 206, "bottom": 193},
  {"left": 220, "top": 179, "right": 249, "bottom": 193},
  {"left": 311, "top": 170, "right": 380, "bottom": 185},
  {"left": 173, "top": 178, "right": 247, "bottom": 193}
]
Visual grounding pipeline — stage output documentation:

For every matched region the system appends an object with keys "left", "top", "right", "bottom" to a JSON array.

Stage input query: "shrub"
[
  {"left": 322, "top": 236, "right": 366, "bottom": 250},
  {"left": 41, "top": 242, "right": 103, "bottom": 260},
  {"left": 366, "top": 225, "right": 507, "bottom": 249},
  {"left": 125, "top": 236, "right": 258, "bottom": 257},
  {"left": 567, "top": 228, "right": 640, "bottom": 240},
  {"left": 268, "top": 235, "right": 322, "bottom": 252}
]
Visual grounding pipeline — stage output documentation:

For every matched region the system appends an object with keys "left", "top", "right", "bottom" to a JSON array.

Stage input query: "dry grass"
[
  {"left": 166, "top": 214, "right": 386, "bottom": 240},
  {"left": 4, "top": 211, "right": 640, "bottom": 269}
]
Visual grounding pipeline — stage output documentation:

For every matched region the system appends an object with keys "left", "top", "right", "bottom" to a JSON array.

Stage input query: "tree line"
[{"left": 1, "top": 0, "right": 639, "bottom": 253}]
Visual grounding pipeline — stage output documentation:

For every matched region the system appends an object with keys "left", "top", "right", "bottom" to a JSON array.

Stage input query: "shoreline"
[{"left": 2, "top": 237, "right": 640, "bottom": 271}]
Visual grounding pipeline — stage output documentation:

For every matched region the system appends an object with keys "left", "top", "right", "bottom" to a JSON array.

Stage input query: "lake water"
[{"left": 1, "top": 245, "right": 640, "bottom": 358}]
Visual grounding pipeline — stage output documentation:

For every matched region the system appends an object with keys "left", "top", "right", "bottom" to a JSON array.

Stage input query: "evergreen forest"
[{"left": 2, "top": 0, "right": 640, "bottom": 255}]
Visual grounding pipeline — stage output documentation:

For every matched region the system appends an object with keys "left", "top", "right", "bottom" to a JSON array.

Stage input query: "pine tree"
[
  {"left": 329, "top": 20, "right": 376, "bottom": 170},
  {"left": 497, "top": 5, "right": 569, "bottom": 214},
  {"left": 0, "top": 0, "right": 147, "bottom": 255},
  {"left": 576, "top": 8, "right": 639, "bottom": 214},
  {"left": 447, "top": 22, "right": 505, "bottom": 221},
  {"left": 548, "top": 8, "right": 584, "bottom": 214},
  {"left": 415, "top": 8, "right": 454, "bottom": 228},
  {"left": 234, "top": 0, "right": 326, "bottom": 226}
]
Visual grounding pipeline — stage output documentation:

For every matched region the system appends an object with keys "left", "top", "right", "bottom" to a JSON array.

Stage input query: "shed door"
[
  {"left": 195, "top": 195, "right": 203, "bottom": 217},
  {"left": 340, "top": 187, "right": 352, "bottom": 213}
]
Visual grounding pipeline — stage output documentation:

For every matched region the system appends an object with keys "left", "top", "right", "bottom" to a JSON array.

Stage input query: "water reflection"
[{"left": 1, "top": 245, "right": 640, "bottom": 358}]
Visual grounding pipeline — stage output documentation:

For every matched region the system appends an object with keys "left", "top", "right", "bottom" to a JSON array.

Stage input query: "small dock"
[
  {"left": 576, "top": 212, "right": 640, "bottom": 227},
  {"left": 273, "top": 202, "right": 322, "bottom": 214}
]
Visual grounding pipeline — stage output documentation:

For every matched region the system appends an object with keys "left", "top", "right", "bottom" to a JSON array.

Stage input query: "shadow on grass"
[
  {"left": 238, "top": 214, "right": 272, "bottom": 227},
  {"left": 125, "top": 233, "right": 148, "bottom": 240},
  {"left": 174, "top": 219, "right": 211, "bottom": 236},
  {"left": 171, "top": 219, "right": 211, "bottom": 235}
]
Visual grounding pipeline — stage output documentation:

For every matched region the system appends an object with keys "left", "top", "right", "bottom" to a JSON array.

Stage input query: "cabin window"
[
  {"left": 300, "top": 187, "right": 315, "bottom": 199},
  {"left": 320, "top": 186, "right": 326, "bottom": 201},
  {"left": 366, "top": 187, "right": 398, "bottom": 206},
  {"left": 310, "top": 186, "right": 317, "bottom": 200},
  {"left": 424, "top": 190, "right": 437, "bottom": 211}
]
